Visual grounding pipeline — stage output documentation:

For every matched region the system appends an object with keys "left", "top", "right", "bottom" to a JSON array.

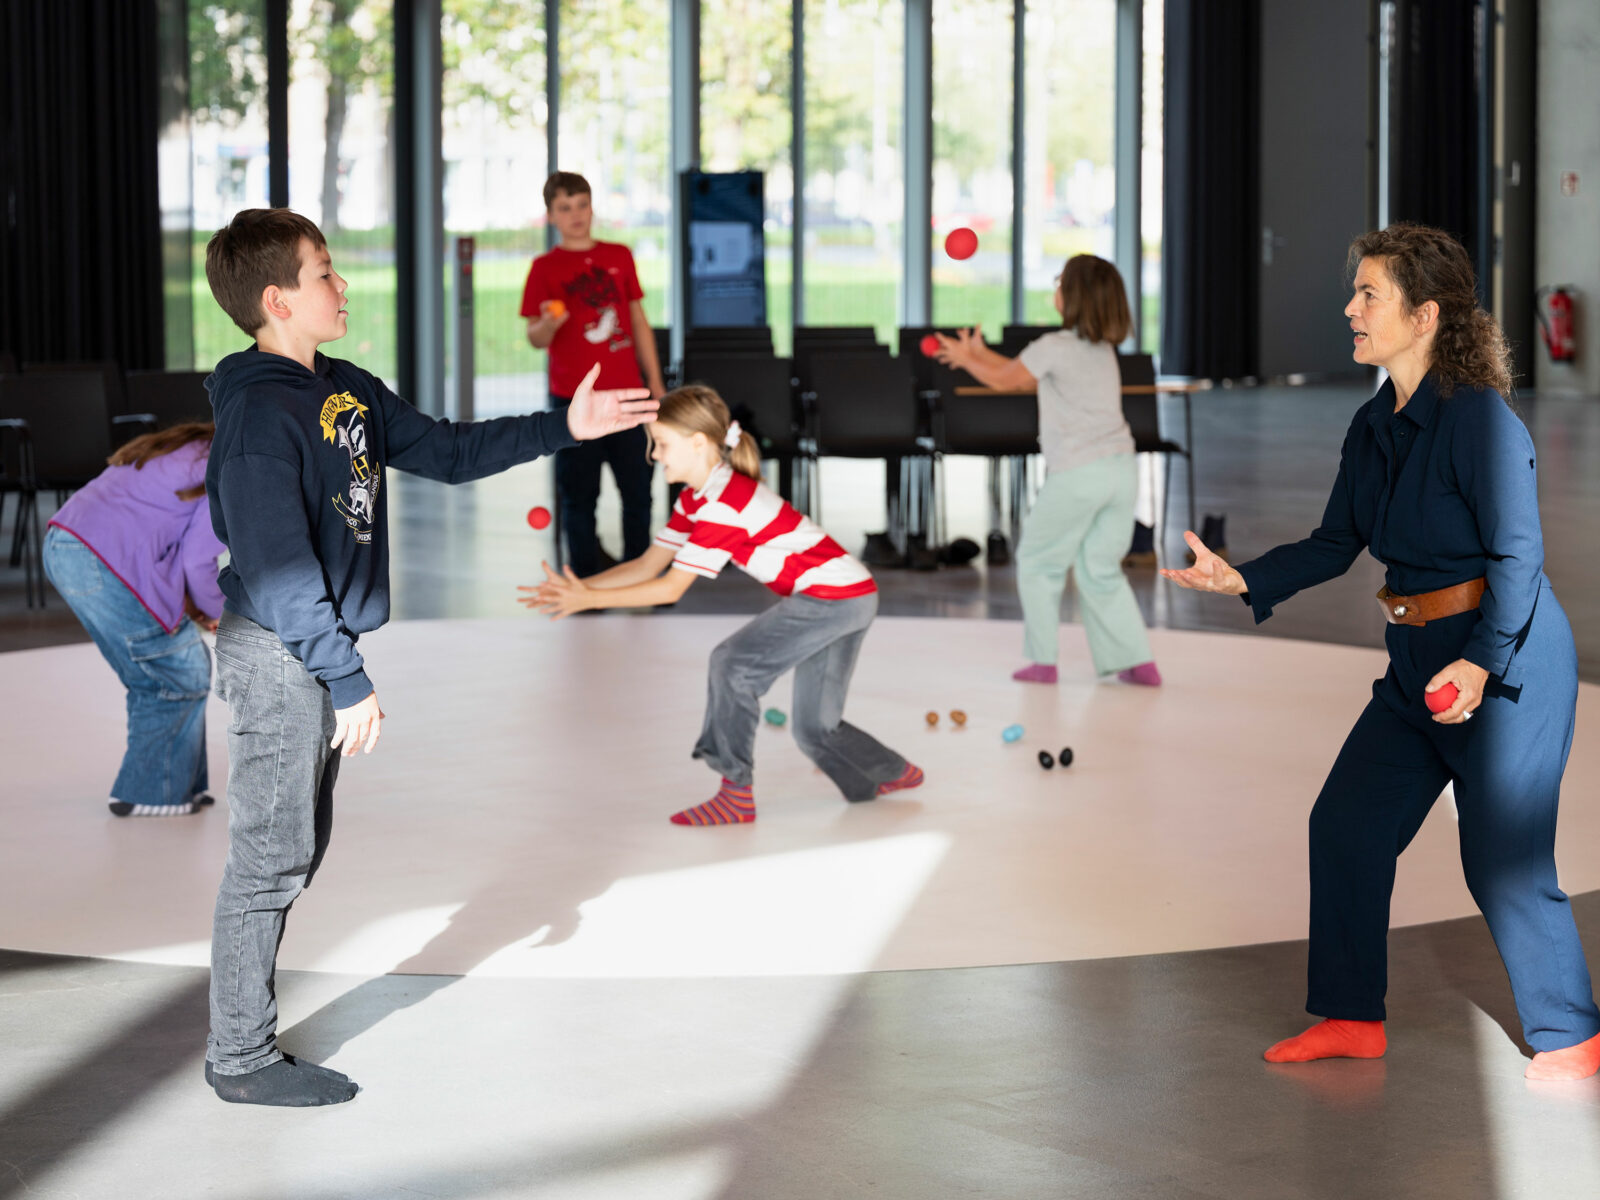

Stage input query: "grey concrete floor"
[{"left": 5, "top": 897, "right": 1600, "bottom": 1199}]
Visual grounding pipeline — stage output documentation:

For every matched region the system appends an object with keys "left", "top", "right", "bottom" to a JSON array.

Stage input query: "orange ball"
[
  {"left": 546, "top": 299, "right": 567, "bottom": 318},
  {"left": 925, "top": 711, "right": 940, "bottom": 727}
]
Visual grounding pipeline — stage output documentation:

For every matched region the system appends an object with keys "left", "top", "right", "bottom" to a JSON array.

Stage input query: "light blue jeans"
[
  {"left": 1017, "top": 453, "right": 1153, "bottom": 674},
  {"left": 42, "top": 525, "right": 211, "bottom": 807}
]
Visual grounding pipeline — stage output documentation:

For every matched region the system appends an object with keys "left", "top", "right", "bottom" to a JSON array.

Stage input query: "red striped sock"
[
  {"left": 875, "top": 763, "right": 925, "bottom": 796},
  {"left": 670, "top": 779, "right": 756, "bottom": 826}
]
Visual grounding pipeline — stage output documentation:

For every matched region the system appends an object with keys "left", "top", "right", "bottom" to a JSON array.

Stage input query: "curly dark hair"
[{"left": 1347, "top": 223, "right": 1512, "bottom": 398}]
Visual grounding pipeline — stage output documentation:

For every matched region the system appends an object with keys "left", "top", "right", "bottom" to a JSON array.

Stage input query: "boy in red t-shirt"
[{"left": 521, "top": 172, "right": 667, "bottom": 575}]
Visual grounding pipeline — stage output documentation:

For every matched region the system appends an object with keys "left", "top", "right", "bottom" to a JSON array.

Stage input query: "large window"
[
  {"left": 701, "top": 0, "right": 794, "bottom": 353},
  {"left": 1020, "top": 0, "right": 1115, "bottom": 326},
  {"left": 288, "top": 0, "right": 398, "bottom": 383},
  {"left": 188, "top": 1, "right": 271, "bottom": 368},
  {"left": 557, "top": 1, "right": 671, "bottom": 327},
  {"left": 441, "top": 1, "right": 547, "bottom": 414},
  {"left": 1141, "top": 0, "right": 1164, "bottom": 355},
  {"left": 802, "top": 0, "right": 903, "bottom": 342},
  {"left": 931, "top": 0, "right": 1013, "bottom": 334}
]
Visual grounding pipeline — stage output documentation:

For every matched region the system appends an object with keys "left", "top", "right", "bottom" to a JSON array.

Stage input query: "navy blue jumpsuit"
[{"left": 1235, "top": 373, "right": 1599, "bottom": 1052}]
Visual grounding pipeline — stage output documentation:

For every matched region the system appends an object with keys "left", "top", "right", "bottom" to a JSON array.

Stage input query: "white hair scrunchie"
[{"left": 723, "top": 420, "right": 743, "bottom": 450}]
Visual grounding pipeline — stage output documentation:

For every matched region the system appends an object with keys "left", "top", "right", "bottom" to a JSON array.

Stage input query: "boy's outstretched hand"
[
  {"left": 566, "top": 362, "right": 657, "bottom": 440},
  {"left": 517, "top": 560, "right": 593, "bottom": 619},
  {"left": 331, "top": 691, "right": 385, "bottom": 757}
]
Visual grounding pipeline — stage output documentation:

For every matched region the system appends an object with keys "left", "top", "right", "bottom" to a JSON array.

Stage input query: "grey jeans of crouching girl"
[{"left": 692, "top": 591, "right": 906, "bottom": 801}]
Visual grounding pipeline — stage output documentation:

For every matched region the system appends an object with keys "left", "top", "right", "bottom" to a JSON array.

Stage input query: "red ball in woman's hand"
[
  {"left": 920, "top": 334, "right": 941, "bottom": 357},
  {"left": 1425, "top": 682, "right": 1458, "bottom": 714}
]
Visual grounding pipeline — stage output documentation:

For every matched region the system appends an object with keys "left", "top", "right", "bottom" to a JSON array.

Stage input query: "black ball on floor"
[
  {"left": 1059, "top": 747, "right": 1074, "bottom": 767},
  {"left": 1038, "top": 750, "right": 1054, "bottom": 770}
]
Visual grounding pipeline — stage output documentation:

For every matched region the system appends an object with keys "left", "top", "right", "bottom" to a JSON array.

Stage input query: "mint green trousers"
[{"left": 1016, "top": 453, "right": 1153, "bottom": 674}]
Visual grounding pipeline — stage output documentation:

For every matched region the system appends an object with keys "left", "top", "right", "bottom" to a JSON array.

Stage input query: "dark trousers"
[
  {"left": 1307, "top": 586, "right": 1599, "bottom": 1051},
  {"left": 549, "top": 394, "right": 653, "bottom": 577}
]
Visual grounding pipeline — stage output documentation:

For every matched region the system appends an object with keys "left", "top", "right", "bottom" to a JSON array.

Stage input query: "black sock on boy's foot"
[{"left": 209, "top": 1054, "right": 357, "bottom": 1106}]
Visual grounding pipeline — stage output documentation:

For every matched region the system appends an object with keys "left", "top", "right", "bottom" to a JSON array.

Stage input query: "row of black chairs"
[
  {"left": 661, "top": 325, "right": 1192, "bottom": 564},
  {"left": 0, "top": 360, "right": 214, "bottom": 606}
]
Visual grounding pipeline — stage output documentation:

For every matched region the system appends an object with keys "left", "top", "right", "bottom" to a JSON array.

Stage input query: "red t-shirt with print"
[{"left": 519, "top": 241, "right": 646, "bottom": 397}]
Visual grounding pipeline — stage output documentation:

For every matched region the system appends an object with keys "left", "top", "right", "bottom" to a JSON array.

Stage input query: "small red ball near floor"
[
  {"left": 527, "top": 506, "right": 552, "bottom": 531},
  {"left": 944, "top": 227, "right": 979, "bottom": 260}
]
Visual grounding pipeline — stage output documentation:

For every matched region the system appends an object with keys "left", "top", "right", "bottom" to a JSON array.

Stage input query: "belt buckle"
[{"left": 1377, "top": 587, "right": 1421, "bottom": 626}]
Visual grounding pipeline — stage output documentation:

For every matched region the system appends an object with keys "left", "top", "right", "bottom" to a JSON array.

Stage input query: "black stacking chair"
[
  {"left": 806, "top": 350, "right": 931, "bottom": 552},
  {"left": 651, "top": 326, "right": 676, "bottom": 388},
  {"left": 926, "top": 349, "right": 1037, "bottom": 563},
  {"left": 24, "top": 360, "right": 152, "bottom": 447},
  {"left": 679, "top": 350, "right": 811, "bottom": 510},
  {"left": 124, "top": 370, "right": 215, "bottom": 430},
  {"left": 1000, "top": 324, "right": 1064, "bottom": 358},
  {"left": 1118, "top": 352, "right": 1194, "bottom": 541},
  {"left": 684, "top": 326, "right": 774, "bottom": 356},
  {"left": 0, "top": 371, "right": 122, "bottom": 607}
]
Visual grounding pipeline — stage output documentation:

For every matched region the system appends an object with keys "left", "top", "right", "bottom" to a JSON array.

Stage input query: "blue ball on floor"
[
  {"left": 764, "top": 707, "right": 787, "bottom": 727},
  {"left": 1002, "top": 724, "right": 1023, "bottom": 743}
]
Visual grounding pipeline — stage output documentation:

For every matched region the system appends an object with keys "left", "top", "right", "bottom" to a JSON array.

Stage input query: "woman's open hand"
[{"left": 1159, "top": 531, "right": 1246, "bottom": 595}]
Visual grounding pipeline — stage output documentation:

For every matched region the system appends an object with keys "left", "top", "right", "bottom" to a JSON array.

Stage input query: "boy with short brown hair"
[{"left": 200, "top": 207, "right": 655, "bottom": 1106}]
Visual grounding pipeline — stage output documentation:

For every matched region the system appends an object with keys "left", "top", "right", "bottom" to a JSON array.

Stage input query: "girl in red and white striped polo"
[{"left": 523, "top": 384, "right": 922, "bottom": 825}]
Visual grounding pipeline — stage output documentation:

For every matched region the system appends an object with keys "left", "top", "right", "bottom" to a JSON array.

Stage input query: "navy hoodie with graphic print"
[{"left": 205, "top": 347, "right": 575, "bottom": 708}]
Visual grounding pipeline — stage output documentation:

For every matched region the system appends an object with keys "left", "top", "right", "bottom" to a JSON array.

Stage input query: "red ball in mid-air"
[
  {"left": 944, "top": 227, "right": 979, "bottom": 260},
  {"left": 527, "top": 505, "right": 552, "bottom": 530},
  {"left": 1425, "top": 682, "right": 1459, "bottom": 714},
  {"left": 919, "top": 334, "right": 941, "bottom": 357}
]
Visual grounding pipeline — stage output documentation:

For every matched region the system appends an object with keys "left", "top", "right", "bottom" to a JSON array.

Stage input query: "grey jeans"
[
  {"left": 693, "top": 591, "right": 907, "bottom": 801},
  {"left": 207, "top": 610, "right": 340, "bottom": 1075}
]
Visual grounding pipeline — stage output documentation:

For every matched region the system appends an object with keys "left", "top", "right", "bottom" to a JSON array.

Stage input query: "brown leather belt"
[{"left": 1377, "top": 578, "right": 1485, "bottom": 626}]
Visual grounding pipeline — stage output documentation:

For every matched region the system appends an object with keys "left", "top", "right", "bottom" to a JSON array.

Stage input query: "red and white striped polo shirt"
[{"left": 654, "top": 463, "right": 877, "bottom": 599}]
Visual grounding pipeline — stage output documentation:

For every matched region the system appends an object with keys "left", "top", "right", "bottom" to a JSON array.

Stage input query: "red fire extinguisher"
[{"left": 1536, "top": 286, "right": 1577, "bottom": 363}]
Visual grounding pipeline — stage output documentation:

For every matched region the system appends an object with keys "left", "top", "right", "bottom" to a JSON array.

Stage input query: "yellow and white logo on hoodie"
[{"left": 320, "top": 391, "right": 380, "bottom": 542}]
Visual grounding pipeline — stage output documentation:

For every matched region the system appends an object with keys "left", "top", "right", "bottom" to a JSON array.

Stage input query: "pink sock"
[
  {"left": 670, "top": 779, "right": 755, "bottom": 826},
  {"left": 1117, "top": 662, "right": 1162, "bottom": 686},
  {"left": 1012, "top": 663, "right": 1057, "bottom": 684},
  {"left": 875, "top": 763, "right": 924, "bottom": 797}
]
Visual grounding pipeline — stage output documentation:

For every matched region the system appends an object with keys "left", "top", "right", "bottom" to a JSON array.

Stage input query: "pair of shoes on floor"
[
  {"left": 108, "top": 792, "right": 215, "bottom": 818},
  {"left": 1122, "top": 520, "right": 1157, "bottom": 567}
]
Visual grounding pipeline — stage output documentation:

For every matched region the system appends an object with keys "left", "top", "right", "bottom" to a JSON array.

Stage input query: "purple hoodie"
[{"left": 49, "top": 439, "right": 227, "bottom": 632}]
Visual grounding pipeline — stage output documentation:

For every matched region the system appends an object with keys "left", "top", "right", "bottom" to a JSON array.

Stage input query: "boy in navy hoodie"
[{"left": 200, "top": 208, "right": 656, "bottom": 1106}]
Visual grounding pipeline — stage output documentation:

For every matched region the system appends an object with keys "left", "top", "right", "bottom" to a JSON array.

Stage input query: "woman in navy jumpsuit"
[{"left": 1165, "top": 223, "right": 1600, "bottom": 1079}]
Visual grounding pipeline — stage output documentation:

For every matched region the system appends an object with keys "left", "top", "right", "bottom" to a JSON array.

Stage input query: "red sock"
[
  {"left": 670, "top": 779, "right": 755, "bottom": 826},
  {"left": 1526, "top": 1030, "right": 1600, "bottom": 1080},
  {"left": 875, "top": 763, "right": 924, "bottom": 797},
  {"left": 1263, "top": 1019, "right": 1386, "bottom": 1063}
]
